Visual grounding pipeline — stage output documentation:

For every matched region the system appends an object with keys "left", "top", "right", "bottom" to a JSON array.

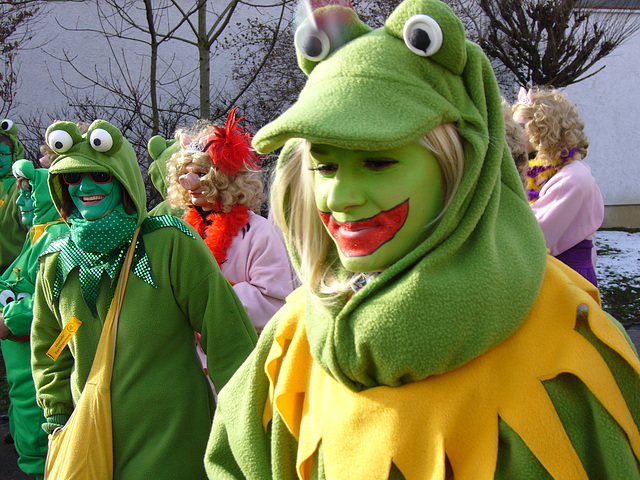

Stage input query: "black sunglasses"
[{"left": 62, "top": 172, "right": 113, "bottom": 185}]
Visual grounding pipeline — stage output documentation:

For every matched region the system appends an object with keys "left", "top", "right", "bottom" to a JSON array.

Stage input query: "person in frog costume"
[
  {"left": 0, "top": 118, "right": 29, "bottom": 273},
  {"left": 205, "top": 0, "right": 640, "bottom": 478},
  {"left": 0, "top": 160, "right": 68, "bottom": 479},
  {"left": 30, "top": 120, "right": 258, "bottom": 479}
]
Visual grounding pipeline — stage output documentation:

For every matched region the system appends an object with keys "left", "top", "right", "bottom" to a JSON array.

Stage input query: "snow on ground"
[{"left": 595, "top": 230, "right": 640, "bottom": 290}]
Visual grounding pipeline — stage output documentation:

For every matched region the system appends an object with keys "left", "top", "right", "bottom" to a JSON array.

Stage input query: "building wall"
[{"left": 565, "top": 10, "right": 640, "bottom": 227}]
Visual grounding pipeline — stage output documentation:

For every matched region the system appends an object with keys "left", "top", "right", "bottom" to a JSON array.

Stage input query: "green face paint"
[
  {"left": 0, "top": 143, "right": 12, "bottom": 177},
  {"left": 312, "top": 143, "right": 444, "bottom": 272},
  {"left": 68, "top": 173, "right": 123, "bottom": 220},
  {"left": 16, "top": 188, "right": 35, "bottom": 227}
]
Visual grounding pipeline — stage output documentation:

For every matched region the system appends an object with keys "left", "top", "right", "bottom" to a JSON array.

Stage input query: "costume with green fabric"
[
  {"left": 1, "top": 160, "right": 67, "bottom": 479},
  {"left": 0, "top": 119, "right": 29, "bottom": 273},
  {"left": 205, "top": 1, "right": 640, "bottom": 479},
  {"left": 31, "top": 120, "right": 257, "bottom": 480},
  {"left": 147, "top": 134, "right": 184, "bottom": 217}
]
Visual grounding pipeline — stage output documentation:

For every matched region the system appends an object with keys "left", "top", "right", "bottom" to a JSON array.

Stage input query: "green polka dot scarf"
[{"left": 42, "top": 209, "right": 194, "bottom": 316}]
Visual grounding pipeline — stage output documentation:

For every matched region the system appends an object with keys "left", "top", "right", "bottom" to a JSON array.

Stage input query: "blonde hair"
[
  {"left": 166, "top": 120, "right": 263, "bottom": 212},
  {"left": 512, "top": 87, "right": 588, "bottom": 166},
  {"left": 502, "top": 98, "right": 528, "bottom": 186},
  {"left": 270, "top": 123, "right": 465, "bottom": 305}
]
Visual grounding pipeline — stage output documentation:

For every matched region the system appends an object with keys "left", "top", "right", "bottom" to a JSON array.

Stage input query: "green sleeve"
[
  {"left": 206, "top": 309, "right": 300, "bottom": 480},
  {"left": 167, "top": 225, "right": 258, "bottom": 392},
  {"left": 31, "top": 253, "right": 75, "bottom": 419}
]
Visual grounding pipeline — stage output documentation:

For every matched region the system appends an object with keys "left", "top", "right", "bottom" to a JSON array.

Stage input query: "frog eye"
[
  {"left": 0, "top": 289, "right": 15, "bottom": 307},
  {"left": 295, "top": 21, "right": 331, "bottom": 62},
  {"left": 403, "top": 15, "right": 443, "bottom": 57},
  {"left": 16, "top": 292, "right": 31, "bottom": 301},
  {"left": 89, "top": 128, "right": 114, "bottom": 152},
  {"left": 0, "top": 119, "right": 14, "bottom": 132},
  {"left": 47, "top": 129, "right": 74, "bottom": 153}
]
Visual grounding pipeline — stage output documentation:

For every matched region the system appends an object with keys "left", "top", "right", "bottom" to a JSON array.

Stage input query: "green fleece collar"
[{"left": 259, "top": 0, "right": 548, "bottom": 389}]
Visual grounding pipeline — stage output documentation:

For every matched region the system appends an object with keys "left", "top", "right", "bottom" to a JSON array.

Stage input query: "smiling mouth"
[
  {"left": 318, "top": 200, "right": 409, "bottom": 257},
  {"left": 80, "top": 195, "right": 106, "bottom": 204}
]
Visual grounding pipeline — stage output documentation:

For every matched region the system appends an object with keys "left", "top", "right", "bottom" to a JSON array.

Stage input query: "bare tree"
[
  {"left": 470, "top": 0, "right": 640, "bottom": 88},
  {"left": 0, "top": 0, "right": 41, "bottom": 117}
]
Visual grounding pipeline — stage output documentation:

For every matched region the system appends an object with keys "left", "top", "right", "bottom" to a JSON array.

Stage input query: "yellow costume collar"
[{"left": 264, "top": 257, "right": 640, "bottom": 479}]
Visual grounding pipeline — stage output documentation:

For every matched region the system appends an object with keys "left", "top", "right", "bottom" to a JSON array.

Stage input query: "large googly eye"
[
  {"left": 295, "top": 21, "right": 331, "bottom": 62},
  {"left": 89, "top": 128, "right": 114, "bottom": 152},
  {"left": 403, "top": 15, "right": 443, "bottom": 57},
  {"left": 47, "top": 130, "right": 74, "bottom": 153},
  {"left": 0, "top": 119, "right": 14, "bottom": 132},
  {"left": 16, "top": 292, "right": 31, "bottom": 301},
  {"left": 0, "top": 290, "right": 15, "bottom": 307}
]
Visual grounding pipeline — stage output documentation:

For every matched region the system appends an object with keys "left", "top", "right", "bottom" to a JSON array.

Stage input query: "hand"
[{"left": 0, "top": 314, "right": 11, "bottom": 340}]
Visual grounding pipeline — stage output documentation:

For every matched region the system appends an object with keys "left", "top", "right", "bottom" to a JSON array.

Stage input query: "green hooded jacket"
[
  {"left": 31, "top": 120, "right": 257, "bottom": 480},
  {"left": 205, "top": 1, "right": 640, "bottom": 479}
]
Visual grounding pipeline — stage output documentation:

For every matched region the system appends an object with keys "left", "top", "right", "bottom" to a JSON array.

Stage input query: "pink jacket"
[
  {"left": 530, "top": 161, "right": 604, "bottom": 257},
  {"left": 221, "top": 211, "right": 295, "bottom": 332}
]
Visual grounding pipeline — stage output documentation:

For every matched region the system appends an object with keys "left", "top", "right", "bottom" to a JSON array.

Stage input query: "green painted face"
[
  {"left": 312, "top": 143, "right": 444, "bottom": 272},
  {"left": 16, "top": 188, "right": 35, "bottom": 227},
  {"left": 0, "top": 143, "right": 12, "bottom": 177},
  {"left": 67, "top": 173, "right": 123, "bottom": 220}
]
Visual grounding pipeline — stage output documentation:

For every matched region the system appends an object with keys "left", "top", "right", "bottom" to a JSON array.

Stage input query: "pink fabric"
[
  {"left": 221, "top": 211, "right": 295, "bottom": 332},
  {"left": 530, "top": 161, "right": 604, "bottom": 258}
]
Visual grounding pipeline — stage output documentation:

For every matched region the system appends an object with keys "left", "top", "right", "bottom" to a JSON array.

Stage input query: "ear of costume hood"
[
  {"left": 12, "top": 159, "right": 59, "bottom": 225},
  {"left": 47, "top": 120, "right": 148, "bottom": 227},
  {"left": 147, "top": 135, "right": 179, "bottom": 199}
]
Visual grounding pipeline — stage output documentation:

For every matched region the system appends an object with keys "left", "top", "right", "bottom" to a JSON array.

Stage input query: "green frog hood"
[
  {"left": 147, "top": 134, "right": 179, "bottom": 199},
  {"left": 255, "top": 0, "right": 548, "bottom": 390},
  {"left": 46, "top": 119, "right": 147, "bottom": 227},
  {"left": 1, "top": 118, "right": 26, "bottom": 167},
  {"left": 12, "top": 160, "right": 60, "bottom": 225}
]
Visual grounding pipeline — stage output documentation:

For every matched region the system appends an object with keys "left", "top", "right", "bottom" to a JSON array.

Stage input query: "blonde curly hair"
[
  {"left": 512, "top": 87, "right": 588, "bottom": 166},
  {"left": 166, "top": 119, "right": 264, "bottom": 213},
  {"left": 502, "top": 98, "right": 528, "bottom": 187}
]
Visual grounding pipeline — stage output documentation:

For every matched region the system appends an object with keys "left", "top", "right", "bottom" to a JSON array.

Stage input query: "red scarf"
[{"left": 184, "top": 205, "right": 250, "bottom": 267}]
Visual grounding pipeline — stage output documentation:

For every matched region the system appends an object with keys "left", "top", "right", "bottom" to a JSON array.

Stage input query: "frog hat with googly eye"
[
  {"left": 45, "top": 119, "right": 148, "bottom": 227},
  {"left": 0, "top": 119, "right": 26, "bottom": 164},
  {"left": 256, "top": 0, "right": 549, "bottom": 387}
]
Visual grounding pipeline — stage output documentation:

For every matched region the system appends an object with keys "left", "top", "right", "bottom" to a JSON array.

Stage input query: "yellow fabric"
[
  {"left": 44, "top": 228, "right": 139, "bottom": 480},
  {"left": 264, "top": 257, "right": 640, "bottom": 480}
]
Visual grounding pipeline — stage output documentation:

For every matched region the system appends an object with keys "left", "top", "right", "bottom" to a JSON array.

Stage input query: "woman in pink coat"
[{"left": 513, "top": 87, "right": 604, "bottom": 286}]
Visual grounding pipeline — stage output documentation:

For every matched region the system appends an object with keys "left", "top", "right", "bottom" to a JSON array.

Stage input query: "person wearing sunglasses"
[{"left": 30, "top": 120, "right": 257, "bottom": 480}]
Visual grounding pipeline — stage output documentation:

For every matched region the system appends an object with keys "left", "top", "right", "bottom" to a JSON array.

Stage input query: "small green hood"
[
  {"left": 12, "top": 160, "right": 60, "bottom": 225},
  {"left": 46, "top": 120, "right": 147, "bottom": 227},
  {"left": 256, "top": 0, "right": 548, "bottom": 389},
  {"left": 147, "top": 135, "right": 179, "bottom": 199}
]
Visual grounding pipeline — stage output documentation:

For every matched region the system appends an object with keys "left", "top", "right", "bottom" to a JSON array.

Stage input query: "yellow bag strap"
[{"left": 86, "top": 227, "right": 141, "bottom": 386}]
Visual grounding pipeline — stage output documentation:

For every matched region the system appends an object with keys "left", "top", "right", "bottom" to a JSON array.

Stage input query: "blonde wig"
[
  {"left": 270, "top": 123, "right": 465, "bottom": 305},
  {"left": 166, "top": 120, "right": 264, "bottom": 213},
  {"left": 512, "top": 87, "right": 588, "bottom": 166},
  {"left": 502, "top": 99, "right": 528, "bottom": 187}
]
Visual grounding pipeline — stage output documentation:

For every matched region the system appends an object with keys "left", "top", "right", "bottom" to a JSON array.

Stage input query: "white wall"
[{"left": 565, "top": 12, "right": 640, "bottom": 207}]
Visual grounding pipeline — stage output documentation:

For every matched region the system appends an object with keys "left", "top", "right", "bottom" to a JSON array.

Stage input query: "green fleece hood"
[
  {"left": 12, "top": 160, "right": 60, "bottom": 225},
  {"left": 0, "top": 118, "right": 26, "bottom": 166},
  {"left": 257, "top": 0, "right": 549, "bottom": 390},
  {"left": 46, "top": 120, "right": 147, "bottom": 227}
]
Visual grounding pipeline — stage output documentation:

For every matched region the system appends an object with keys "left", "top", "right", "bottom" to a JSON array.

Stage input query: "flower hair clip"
[
  {"left": 185, "top": 140, "right": 204, "bottom": 153},
  {"left": 518, "top": 87, "right": 534, "bottom": 107}
]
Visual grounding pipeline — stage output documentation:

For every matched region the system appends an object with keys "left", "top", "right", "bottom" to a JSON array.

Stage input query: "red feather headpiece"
[{"left": 202, "top": 107, "right": 261, "bottom": 175}]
